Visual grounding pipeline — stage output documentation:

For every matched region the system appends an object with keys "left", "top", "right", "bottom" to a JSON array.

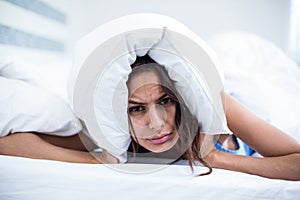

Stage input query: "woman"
[
  {"left": 0, "top": 55, "right": 299, "bottom": 180},
  {"left": 126, "top": 54, "right": 300, "bottom": 180}
]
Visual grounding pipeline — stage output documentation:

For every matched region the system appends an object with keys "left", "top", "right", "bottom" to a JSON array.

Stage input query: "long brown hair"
[{"left": 127, "top": 54, "right": 212, "bottom": 176}]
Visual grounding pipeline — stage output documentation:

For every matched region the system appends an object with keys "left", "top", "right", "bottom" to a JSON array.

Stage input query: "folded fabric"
[{"left": 69, "top": 13, "right": 230, "bottom": 163}]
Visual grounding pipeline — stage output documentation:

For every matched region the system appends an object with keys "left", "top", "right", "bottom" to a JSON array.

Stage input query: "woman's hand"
[
  {"left": 97, "top": 149, "right": 119, "bottom": 164},
  {"left": 199, "top": 133, "right": 219, "bottom": 167}
]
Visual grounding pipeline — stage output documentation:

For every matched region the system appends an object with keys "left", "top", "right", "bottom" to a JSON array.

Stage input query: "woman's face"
[{"left": 127, "top": 71, "right": 179, "bottom": 152}]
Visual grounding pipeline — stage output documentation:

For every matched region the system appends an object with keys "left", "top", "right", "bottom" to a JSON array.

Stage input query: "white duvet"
[{"left": 1, "top": 155, "right": 299, "bottom": 200}]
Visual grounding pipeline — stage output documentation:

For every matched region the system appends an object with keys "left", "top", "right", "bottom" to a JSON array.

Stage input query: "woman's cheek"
[
  {"left": 130, "top": 120, "right": 152, "bottom": 139},
  {"left": 166, "top": 105, "right": 176, "bottom": 124}
]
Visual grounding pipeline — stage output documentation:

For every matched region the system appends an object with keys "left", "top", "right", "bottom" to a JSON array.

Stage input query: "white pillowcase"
[
  {"left": 70, "top": 13, "right": 229, "bottom": 163},
  {"left": 0, "top": 60, "right": 82, "bottom": 137},
  {"left": 207, "top": 31, "right": 300, "bottom": 142},
  {"left": 0, "top": 58, "right": 72, "bottom": 102}
]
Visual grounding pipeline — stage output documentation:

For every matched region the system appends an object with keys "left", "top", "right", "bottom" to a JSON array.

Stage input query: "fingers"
[
  {"left": 199, "top": 133, "right": 217, "bottom": 159},
  {"left": 97, "top": 150, "right": 119, "bottom": 164}
]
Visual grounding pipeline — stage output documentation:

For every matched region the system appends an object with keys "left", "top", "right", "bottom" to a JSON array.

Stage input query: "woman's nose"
[{"left": 148, "top": 105, "right": 166, "bottom": 131}]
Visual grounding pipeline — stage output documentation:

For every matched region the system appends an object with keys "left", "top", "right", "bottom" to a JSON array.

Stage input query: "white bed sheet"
[{"left": 0, "top": 155, "right": 299, "bottom": 200}]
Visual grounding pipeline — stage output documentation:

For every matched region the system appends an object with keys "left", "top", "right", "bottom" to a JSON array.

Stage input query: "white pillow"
[
  {"left": 0, "top": 61, "right": 82, "bottom": 137},
  {"left": 207, "top": 31, "right": 300, "bottom": 142},
  {"left": 0, "top": 58, "right": 72, "bottom": 102},
  {"left": 69, "top": 13, "right": 229, "bottom": 163}
]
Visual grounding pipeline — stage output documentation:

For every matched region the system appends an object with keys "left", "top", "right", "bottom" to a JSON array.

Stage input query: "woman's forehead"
[
  {"left": 128, "top": 71, "right": 160, "bottom": 94},
  {"left": 129, "top": 83, "right": 164, "bottom": 103}
]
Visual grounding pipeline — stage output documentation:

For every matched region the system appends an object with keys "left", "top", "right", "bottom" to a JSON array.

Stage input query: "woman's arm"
[
  {"left": 0, "top": 132, "right": 118, "bottom": 164},
  {"left": 225, "top": 94, "right": 300, "bottom": 156},
  {"left": 207, "top": 149, "right": 300, "bottom": 180},
  {"left": 37, "top": 132, "right": 97, "bottom": 151},
  {"left": 205, "top": 94, "right": 300, "bottom": 180}
]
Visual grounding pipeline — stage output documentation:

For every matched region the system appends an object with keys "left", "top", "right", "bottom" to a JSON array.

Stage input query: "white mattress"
[{"left": 0, "top": 155, "right": 299, "bottom": 200}]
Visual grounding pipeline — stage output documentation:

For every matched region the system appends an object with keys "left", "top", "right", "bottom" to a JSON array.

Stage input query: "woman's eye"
[
  {"left": 159, "top": 97, "right": 173, "bottom": 105},
  {"left": 128, "top": 106, "right": 145, "bottom": 113}
]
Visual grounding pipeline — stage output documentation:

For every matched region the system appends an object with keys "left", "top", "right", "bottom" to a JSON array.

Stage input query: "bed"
[
  {"left": 1, "top": 2, "right": 300, "bottom": 199},
  {"left": 1, "top": 155, "right": 300, "bottom": 200}
]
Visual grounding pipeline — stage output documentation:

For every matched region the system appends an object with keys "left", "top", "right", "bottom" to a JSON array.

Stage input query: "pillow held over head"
[{"left": 69, "top": 13, "right": 229, "bottom": 163}]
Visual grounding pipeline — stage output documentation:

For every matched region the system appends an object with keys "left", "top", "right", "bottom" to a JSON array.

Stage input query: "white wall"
[
  {"left": 48, "top": 0, "right": 290, "bottom": 56},
  {"left": 0, "top": 0, "right": 69, "bottom": 65}
]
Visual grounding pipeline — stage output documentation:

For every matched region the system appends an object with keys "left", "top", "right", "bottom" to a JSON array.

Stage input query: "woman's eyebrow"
[
  {"left": 128, "top": 100, "right": 146, "bottom": 105},
  {"left": 128, "top": 94, "right": 168, "bottom": 105},
  {"left": 156, "top": 94, "right": 168, "bottom": 102}
]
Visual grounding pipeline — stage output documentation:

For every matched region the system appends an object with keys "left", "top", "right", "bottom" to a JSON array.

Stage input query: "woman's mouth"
[{"left": 147, "top": 133, "right": 172, "bottom": 144}]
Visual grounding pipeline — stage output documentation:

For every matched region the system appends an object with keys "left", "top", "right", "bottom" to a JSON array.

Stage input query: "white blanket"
[{"left": 0, "top": 155, "right": 299, "bottom": 200}]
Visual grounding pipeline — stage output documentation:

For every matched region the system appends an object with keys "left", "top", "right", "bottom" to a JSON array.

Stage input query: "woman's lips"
[{"left": 147, "top": 133, "right": 172, "bottom": 144}]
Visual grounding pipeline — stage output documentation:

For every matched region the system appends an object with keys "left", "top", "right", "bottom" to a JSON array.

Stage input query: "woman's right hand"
[
  {"left": 97, "top": 149, "right": 119, "bottom": 164},
  {"left": 199, "top": 133, "right": 219, "bottom": 167}
]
